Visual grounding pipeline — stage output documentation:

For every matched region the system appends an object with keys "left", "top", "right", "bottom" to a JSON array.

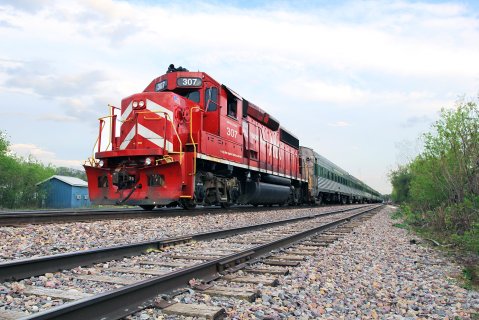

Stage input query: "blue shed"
[{"left": 36, "top": 175, "right": 91, "bottom": 209}]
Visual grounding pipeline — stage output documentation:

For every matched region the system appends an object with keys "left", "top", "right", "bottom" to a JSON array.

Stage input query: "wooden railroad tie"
[
  {"left": 0, "top": 309, "right": 29, "bottom": 320},
  {"left": 287, "top": 249, "right": 317, "bottom": 255},
  {"left": 301, "top": 241, "right": 330, "bottom": 247},
  {"left": 73, "top": 274, "right": 138, "bottom": 285},
  {"left": 161, "top": 302, "right": 226, "bottom": 320},
  {"left": 22, "top": 285, "right": 92, "bottom": 300},
  {"left": 262, "top": 259, "right": 300, "bottom": 267},
  {"left": 232, "top": 239, "right": 268, "bottom": 244},
  {"left": 108, "top": 267, "right": 169, "bottom": 276},
  {"left": 139, "top": 260, "right": 190, "bottom": 268},
  {"left": 270, "top": 254, "right": 306, "bottom": 261},
  {"left": 222, "top": 274, "right": 279, "bottom": 286},
  {"left": 168, "top": 254, "right": 220, "bottom": 260},
  {"left": 244, "top": 267, "right": 290, "bottom": 275}
]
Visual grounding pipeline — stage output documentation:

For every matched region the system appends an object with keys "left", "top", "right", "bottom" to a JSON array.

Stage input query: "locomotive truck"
[{"left": 84, "top": 65, "right": 381, "bottom": 210}]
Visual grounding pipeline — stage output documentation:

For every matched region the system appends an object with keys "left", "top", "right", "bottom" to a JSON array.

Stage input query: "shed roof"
[{"left": 36, "top": 175, "right": 88, "bottom": 187}]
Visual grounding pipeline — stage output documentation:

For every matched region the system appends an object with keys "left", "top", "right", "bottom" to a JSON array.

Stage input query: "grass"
[
  {"left": 392, "top": 222, "right": 408, "bottom": 229},
  {"left": 461, "top": 264, "right": 479, "bottom": 290}
]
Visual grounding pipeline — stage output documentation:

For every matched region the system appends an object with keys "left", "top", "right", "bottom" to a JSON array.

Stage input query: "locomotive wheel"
[
  {"left": 220, "top": 202, "right": 230, "bottom": 209},
  {"left": 166, "top": 201, "right": 179, "bottom": 208},
  {"left": 139, "top": 205, "right": 155, "bottom": 211},
  {"left": 179, "top": 199, "right": 197, "bottom": 210}
]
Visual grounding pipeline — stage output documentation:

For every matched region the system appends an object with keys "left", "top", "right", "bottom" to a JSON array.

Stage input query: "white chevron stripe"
[
  {"left": 146, "top": 99, "right": 173, "bottom": 120},
  {"left": 119, "top": 100, "right": 174, "bottom": 151},
  {"left": 120, "top": 125, "right": 136, "bottom": 150},
  {"left": 137, "top": 123, "right": 173, "bottom": 151},
  {"left": 122, "top": 101, "right": 133, "bottom": 122}
]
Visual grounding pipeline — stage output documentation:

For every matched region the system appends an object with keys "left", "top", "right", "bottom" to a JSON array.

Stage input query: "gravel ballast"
[
  {"left": 2, "top": 205, "right": 477, "bottom": 319},
  {"left": 0, "top": 205, "right": 360, "bottom": 261},
  {"left": 132, "top": 206, "right": 478, "bottom": 319}
]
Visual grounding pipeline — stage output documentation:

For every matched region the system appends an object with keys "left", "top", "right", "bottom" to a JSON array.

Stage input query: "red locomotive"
[{"left": 84, "top": 65, "right": 381, "bottom": 209}]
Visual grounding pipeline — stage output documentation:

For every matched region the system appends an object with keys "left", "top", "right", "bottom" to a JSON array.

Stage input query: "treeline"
[
  {"left": 390, "top": 98, "right": 479, "bottom": 253},
  {"left": 0, "top": 131, "right": 87, "bottom": 209}
]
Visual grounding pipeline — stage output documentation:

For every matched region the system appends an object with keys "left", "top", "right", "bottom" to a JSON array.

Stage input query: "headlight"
[
  {"left": 145, "top": 157, "right": 152, "bottom": 166},
  {"left": 132, "top": 101, "right": 139, "bottom": 108},
  {"left": 139, "top": 100, "right": 145, "bottom": 107},
  {"left": 98, "top": 160, "right": 104, "bottom": 167}
]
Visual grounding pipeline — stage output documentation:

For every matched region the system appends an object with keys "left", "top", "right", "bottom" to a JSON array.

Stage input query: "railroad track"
[
  {"left": 0, "top": 207, "right": 173, "bottom": 226},
  {"left": 0, "top": 204, "right": 383, "bottom": 319},
  {"left": 0, "top": 204, "right": 348, "bottom": 226}
]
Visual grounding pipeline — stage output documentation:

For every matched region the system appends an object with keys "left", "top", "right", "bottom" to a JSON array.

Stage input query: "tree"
[
  {"left": 0, "top": 131, "right": 55, "bottom": 209},
  {"left": 389, "top": 98, "right": 479, "bottom": 233},
  {"left": 55, "top": 166, "right": 87, "bottom": 181},
  {"left": 0, "top": 130, "right": 8, "bottom": 155},
  {"left": 389, "top": 165, "right": 411, "bottom": 203}
]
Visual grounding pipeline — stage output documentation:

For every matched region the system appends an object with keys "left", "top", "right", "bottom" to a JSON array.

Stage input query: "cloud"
[
  {"left": 0, "top": 59, "right": 112, "bottom": 122},
  {"left": 0, "top": 20, "right": 17, "bottom": 29},
  {"left": 37, "top": 114, "right": 77, "bottom": 122},
  {"left": 282, "top": 79, "right": 369, "bottom": 104},
  {"left": 9, "top": 143, "right": 84, "bottom": 169},
  {"left": 0, "top": 0, "right": 49, "bottom": 13},
  {"left": 281, "top": 77, "right": 448, "bottom": 112},
  {"left": 4, "top": 64, "right": 109, "bottom": 99},
  {"left": 9, "top": 143, "right": 54, "bottom": 159},
  {"left": 5, "top": 0, "right": 477, "bottom": 79},
  {"left": 328, "top": 121, "right": 351, "bottom": 127},
  {"left": 1, "top": 0, "right": 479, "bottom": 194},
  {"left": 400, "top": 115, "right": 432, "bottom": 128}
]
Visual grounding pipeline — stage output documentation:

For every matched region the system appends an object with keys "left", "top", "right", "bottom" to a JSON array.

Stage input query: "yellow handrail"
[
  {"left": 90, "top": 119, "right": 106, "bottom": 165},
  {"left": 90, "top": 107, "right": 185, "bottom": 166},
  {"left": 105, "top": 106, "right": 113, "bottom": 152},
  {"left": 189, "top": 106, "right": 202, "bottom": 175},
  {"left": 136, "top": 109, "right": 183, "bottom": 164}
]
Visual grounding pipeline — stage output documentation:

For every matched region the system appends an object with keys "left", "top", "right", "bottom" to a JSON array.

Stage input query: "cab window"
[
  {"left": 205, "top": 87, "right": 218, "bottom": 111},
  {"left": 227, "top": 96, "right": 237, "bottom": 118}
]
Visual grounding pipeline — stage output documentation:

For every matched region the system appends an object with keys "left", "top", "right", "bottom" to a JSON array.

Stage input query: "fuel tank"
[
  {"left": 260, "top": 174, "right": 291, "bottom": 186},
  {"left": 241, "top": 181, "right": 290, "bottom": 205}
]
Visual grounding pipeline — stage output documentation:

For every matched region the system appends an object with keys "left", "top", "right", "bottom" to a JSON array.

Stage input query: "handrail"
[
  {"left": 89, "top": 105, "right": 187, "bottom": 167},
  {"left": 90, "top": 119, "right": 106, "bottom": 164},
  {"left": 105, "top": 106, "right": 113, "bottom": 151},
  {"left": 89, "top": 104, "right": 121, "bottom": 165},
  {"left": 135, "top": 109, "right": 183, "bottom": 164},
  {"left": 189, "top": 106, "right": 203, "bottom": 175},
  {"left": 106, "top": 104, "right": 120, "bottom": 151}
]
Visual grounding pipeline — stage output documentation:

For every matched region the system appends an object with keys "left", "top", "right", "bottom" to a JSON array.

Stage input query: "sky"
[{"left": 1, "top": 0, "right": 479, "bottom": 194}]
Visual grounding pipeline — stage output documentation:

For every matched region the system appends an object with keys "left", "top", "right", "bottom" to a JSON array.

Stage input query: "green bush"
[
  {"left": 389, "top": 98, "right": 479, "bottom": 255},
  {"left": 0, "top": 130, "right": 56, "bottom": 209},
  {"left": 452, "top": 222, "right": 479, "bottom": 255}
]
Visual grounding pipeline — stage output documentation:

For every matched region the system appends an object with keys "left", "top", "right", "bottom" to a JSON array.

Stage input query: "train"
[{"left": 84, "top": 64, "right": 382, "bottom": 210}]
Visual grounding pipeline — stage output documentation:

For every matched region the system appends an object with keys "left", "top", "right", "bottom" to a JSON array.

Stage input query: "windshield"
[{"left": 177, "top": 90, "right": 200, "bottom": 103}]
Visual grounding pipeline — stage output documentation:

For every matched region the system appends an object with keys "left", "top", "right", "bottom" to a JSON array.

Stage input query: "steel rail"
[
  {"left": 0, "top": 209, "right": 160, "bottom": 226},
  {"left": 22, "top": 204, "right": 383, "bottom": 320},
  {"left": 0, "top": 205, "right": 374, "bottom": 281},
  {"left": 0, "top": 203, "right": 349, "bottom": 226}
]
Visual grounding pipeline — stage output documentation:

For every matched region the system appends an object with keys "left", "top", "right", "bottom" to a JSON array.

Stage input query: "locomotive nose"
[{"left": 118, "top": 93, "right": 175, "bottom": 153}]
